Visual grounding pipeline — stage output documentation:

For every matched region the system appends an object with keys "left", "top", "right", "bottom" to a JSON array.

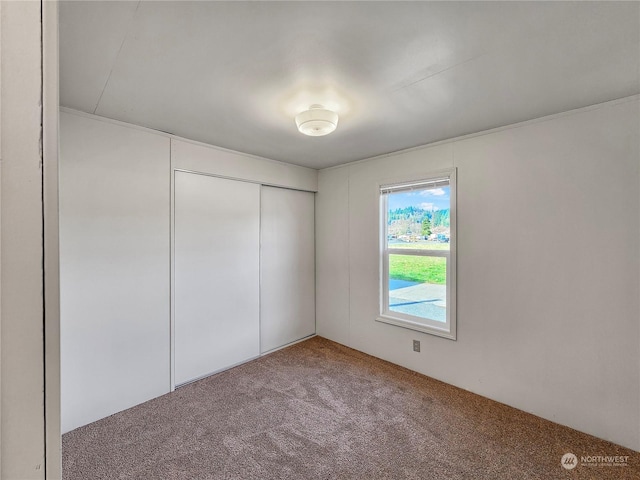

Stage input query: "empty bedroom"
[{"left": 0, "top": 1, "right": 639, "bottom": 479}]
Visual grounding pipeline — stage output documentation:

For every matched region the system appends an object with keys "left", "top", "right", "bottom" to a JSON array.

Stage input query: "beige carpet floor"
[{"left": 63, "top": 337, "right": 639, "bottom": 479}]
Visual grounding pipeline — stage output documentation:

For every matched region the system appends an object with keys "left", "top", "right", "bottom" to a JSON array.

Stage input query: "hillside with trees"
[{"left": 388, "top": 207, "right": 450, "bottom": 241}]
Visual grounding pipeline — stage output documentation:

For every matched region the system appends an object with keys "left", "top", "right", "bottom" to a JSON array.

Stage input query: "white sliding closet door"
[
  {"left": 260, "top": 186, "right": 315, "bottom": 353},
  {"left": 175, "top": 172, "right": 260, "bottom": 385}
]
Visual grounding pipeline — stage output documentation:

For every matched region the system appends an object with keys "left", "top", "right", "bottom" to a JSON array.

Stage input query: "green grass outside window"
[{"left": 389, "top": 254, "right": 446, "bottom": 285}]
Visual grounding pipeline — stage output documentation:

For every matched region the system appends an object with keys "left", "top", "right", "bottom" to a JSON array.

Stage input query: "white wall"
[
  {"left": 316, "top": 96, "right": 640, "bottom": 451},
  {"left": 0, "top": 1, "right": 46, "bottom": 477},
  {"left": 316, "top": 167, "right": 351, "bottom": 347},
  {"left": 60, "top": 112, "right": 172, "bottom": 433}
]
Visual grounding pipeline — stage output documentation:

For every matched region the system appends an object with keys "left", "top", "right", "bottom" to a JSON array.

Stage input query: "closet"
[
  {"left": 60, "top": 111, "right": 316, "bottom": 432},
  {"left": 174, "top": 174, "right": 315, "bottom": 385}
]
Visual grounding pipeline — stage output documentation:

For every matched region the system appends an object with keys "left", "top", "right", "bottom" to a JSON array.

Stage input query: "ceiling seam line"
[
  {"left": 92, "top": 0, "right": 141, "bottom": 115},
  {"left": 391, "top": 54, "right": 485, "bottom": 93}
]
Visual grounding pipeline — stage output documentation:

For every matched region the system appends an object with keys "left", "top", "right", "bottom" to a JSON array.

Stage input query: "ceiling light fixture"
[{"left": 295, "top": 104, "right": 338, "bottom": 136}]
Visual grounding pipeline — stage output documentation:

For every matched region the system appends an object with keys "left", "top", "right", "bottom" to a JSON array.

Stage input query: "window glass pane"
[
  {"left": 388, "top": 254, "right": 446, "bottom": 323},
  {"left": 387, "top": 185, "right": 450, "bottom": 250}
]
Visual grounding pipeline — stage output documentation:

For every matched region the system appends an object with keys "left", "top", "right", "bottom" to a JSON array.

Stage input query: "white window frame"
[{"left": 377, "top": 168, "right": 457, "bottom": 340}]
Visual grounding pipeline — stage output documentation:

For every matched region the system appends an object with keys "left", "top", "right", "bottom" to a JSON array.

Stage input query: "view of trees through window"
[
  {"left": 386, "top": 185, "right": 450, "bottom": 323},
  {"left": 388, "top": 204, "right": 450, "bottom": 247}
]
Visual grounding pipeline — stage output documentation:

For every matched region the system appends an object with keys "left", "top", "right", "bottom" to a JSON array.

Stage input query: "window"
[{"left": 378, "top": 170, "right": 456, "bottom": 339}]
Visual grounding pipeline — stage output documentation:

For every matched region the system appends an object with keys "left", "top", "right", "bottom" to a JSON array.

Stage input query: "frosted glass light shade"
[{"left": 295, "top": 105, "right": 338, "bottom": 136}]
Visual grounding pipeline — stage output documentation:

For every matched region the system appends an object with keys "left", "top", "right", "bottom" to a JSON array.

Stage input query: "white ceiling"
[{"left": 60, "top": 1, "right": 640, "bottom": 169}]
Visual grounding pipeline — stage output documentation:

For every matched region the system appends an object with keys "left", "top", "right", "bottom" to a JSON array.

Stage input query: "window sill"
[{"left": 376, "top": 314, "right": 456, "bottom": 341}]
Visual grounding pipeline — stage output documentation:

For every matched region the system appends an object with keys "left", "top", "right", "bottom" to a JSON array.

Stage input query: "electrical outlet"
[{"left": 413, "top": 340, "right": 420, "bottom": 352}]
